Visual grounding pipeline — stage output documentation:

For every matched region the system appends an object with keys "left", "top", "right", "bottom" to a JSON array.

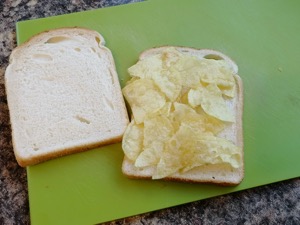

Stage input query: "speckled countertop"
[{"left": 0, "top": 1, "right": 299, "bottom": 225}]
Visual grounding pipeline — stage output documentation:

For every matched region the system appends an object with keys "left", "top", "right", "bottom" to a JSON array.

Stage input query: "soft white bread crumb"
[
  {"left": 122, "top": 47, "right": 243, "bottom": 186},
  {"left": 5, "top": 27, "right": 129, "bottom": 167}
]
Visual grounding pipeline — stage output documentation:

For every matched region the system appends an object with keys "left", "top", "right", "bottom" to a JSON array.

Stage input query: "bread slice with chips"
[{"left": 121, "top": 46, "right": 243, "bottom": 185}]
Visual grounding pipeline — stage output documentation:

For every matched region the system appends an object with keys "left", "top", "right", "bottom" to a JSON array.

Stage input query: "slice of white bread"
[
  {"left": 5, "top": 27, "right": 129, "bottom": 167},
  {"left": 122, "top": 46, "right": 243, "bottom": 185}
]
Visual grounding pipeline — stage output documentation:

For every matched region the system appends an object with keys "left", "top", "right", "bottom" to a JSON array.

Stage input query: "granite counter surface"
[{"left": 0, "top": 1, "right": 299, "bottom": 225}]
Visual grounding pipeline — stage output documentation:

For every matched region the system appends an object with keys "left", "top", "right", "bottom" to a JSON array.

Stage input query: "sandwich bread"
[{"left": 5, "top": 27, "right": 129, "bottom": 167}]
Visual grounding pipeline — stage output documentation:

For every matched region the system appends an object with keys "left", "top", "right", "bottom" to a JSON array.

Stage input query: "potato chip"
[
  {"left": 181, "top": 133, "right": 242, "bottom": 173},
  {"left": 175, "top": 124, "right": 212, "bottom": 172},
  {"left": 153, "top": 123, "right": 210, "bottom": 178},
  {"left": 124, "top": 76, "right": 140, "bottom": 86},
  {"left": 122, "top": 119, "right": 144, "bottom": 161},
  {"left": 150, "top": 102, "right": 173, "bottom": 118},
  {"left": 128, "top": 54, "right": 162, "bottom": 79},
  {"left": 194, "top": 106, "right": 226, "bottom": 135},
  {"left": 188, "top": 83, "right": 235, "bottom": 122},
  {"left": 219, "top": 83, "right": 236, "bottom": 98},
  {"left": 135, "top": 115, "right": 174, "bottom": 167},
  {"left": 128, "top": 49, "right": 182, "bottom": 101},
  {"left": 177, "top": 87, "right": 190, "bottom": 104},
  {"left": 170, "top": 55, "right": 201, "bottom": 88},
  {"left": 171, "top": 102, "right": 224, "bottom": 134},
  {"left": 134, "top": 148, "right": 159, "bottom": 168},
  {"left": 161, "top": 47, "right": 183, "bottom": 67},
  {"left": 151, "top": 70, "right": 182, "bottom": 101},
  {"left": 171, "top": 103, "right": 199, "bottom": 131},
  {"left": 152, "top": 136, "right": 182, "bottom": 179},
  {"left": 134, "top": 112, "right": 239, "bottom": 179},
  {"left": 198, "top": 59, "right": 236, "bottom": 97},
  {"left": 161, "top": 124, "right": 241, "bottom": 174},
  {"left": 122, "top": 78, "right": 166, "bottom": 124}
]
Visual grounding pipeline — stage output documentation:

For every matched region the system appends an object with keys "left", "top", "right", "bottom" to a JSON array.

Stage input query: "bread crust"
[
  {"left": 14, "top": 134, "right": 124, "bottom": 167},
  {"left": 122, "top": 46, "right": 244, "bottom": 185},
  {"left": 5, "top": 27, "right": 129, "bottom": 167}
]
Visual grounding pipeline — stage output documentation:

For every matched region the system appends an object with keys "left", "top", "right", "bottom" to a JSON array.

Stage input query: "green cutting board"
[{"left": 16, "top": 0, "right": 300, "bottom": 224}]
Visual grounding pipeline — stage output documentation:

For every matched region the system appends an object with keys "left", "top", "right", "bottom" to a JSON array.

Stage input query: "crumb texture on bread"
[
  {"left": 5, "top": 27, "right": 129, "bottom": 167},
  {"left": 122, "top": 46, "right": 243, "bottom": 185}
]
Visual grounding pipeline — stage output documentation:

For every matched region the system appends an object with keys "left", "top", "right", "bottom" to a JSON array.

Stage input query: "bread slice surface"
[
  {"left": 122, "top": 46, "right": 243, "bottom": 185},
  {"left": 5, "top": 27, "right": 129, "bottom": 167}
]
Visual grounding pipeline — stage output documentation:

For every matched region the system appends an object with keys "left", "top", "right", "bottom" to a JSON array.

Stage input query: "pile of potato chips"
[{"left": 122, "top": 47, "right": 242, "bottom": 179}]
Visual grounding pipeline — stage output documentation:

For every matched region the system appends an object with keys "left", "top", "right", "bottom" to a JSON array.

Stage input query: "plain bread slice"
[{"left": 5, "top": 27, "right": 129, "bottom": 167}]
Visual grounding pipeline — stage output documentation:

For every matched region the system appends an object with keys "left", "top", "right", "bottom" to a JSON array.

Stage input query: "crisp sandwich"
[{"left": 121, "top": 47, "right": 243, "bottom": 185}]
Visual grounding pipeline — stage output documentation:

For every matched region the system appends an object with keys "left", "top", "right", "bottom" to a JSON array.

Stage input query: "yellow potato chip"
[
  {"left": 151, "top": 70, "right": 182, "bottom": 101},
  {"left": 122, "top": 119, "right": 144, "bottom": 161},
  {"left": 128, "top": 49, "right": 182, "bottom": 101},
  {"left": 162, "top": 124, "right": 241, "bottom": 174},
  {"left": 150, "top": 102, "right": 173, "bottom": 118},
  {"left": 152, "top": 137, "right": 182, "bottom": 179},
  {"left": 171, "top": 102, "right": 224, "bottom": 134},
  {"left": 170, "top": 55, "right": 201, "bottom": 88},
  {"left": 124, "top": 76, "right": 140, "bottom": 86},
  {"left": 219, "top": 84, "right": 236, "bottom": 98},
  {"left": 134, "top": 148, "right": 159, "bottom": 168},
  {"left": 194, "top": 106, "right": 226, "bottom": 135},
  {"left": 176, "top": 125, "right": 212, "bottom": 172},
  {"left": 153, "top": 123, "right": 210, "bottom": 178},
  {"left": 177, "top": 87, "right": 190, "bottom": 104},
  {"left": 181, "top": 135, "right": 242, "bottom": 173},
  {"left": 199, "top": 59, "right": 235, "bottom": 86},
  {"left": 198, "top": 59, "right": 236, "bottom": 97},
  {"left": 128, "top": 54, "right": 162, "bottom": 79},
  {"left": 122, "top": 78, "right": 166, "bottom": 124},
  {"left": 161, "top": 47, "right": 183, "bottom": 67},
  {"left": 171, "top": 103, "right": 199, "bottom": 132},
  {"left": 188, "top": 83, "right": 235, "bottom": 122},
  {"left": 135, "top": 115, "right": 174, "bottom": 168},
  {"left": 153, "top": 124, "right": 194, "bottom": 178}
]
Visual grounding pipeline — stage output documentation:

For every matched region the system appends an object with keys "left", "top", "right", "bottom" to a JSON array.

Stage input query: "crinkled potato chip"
[
  {"left": 153, "top": 137, "right": 182, "bottom": 179},
  {"left": 188, "top": 83, "right": 235, "bottom": 122},
  {"left": 128, "top": 51, "right": 182, "bottom": 102},
  {"left": 156, "top": 124, "right": 241, "bottom": 175},
  {"left": 220, "top": 85, "right": 236, "bottom": 98},
  {"left": 122, "top": 119, "right": 144, "bottom": 161},
  {"left": 161, "top": 47, "right": 182, "bottom": 67},
  {"left": 153, "top": 124, "right": 199, "bottom": 178},
  {"left": 170, "top": 55, "right": 202, "bottom": 88},
  {"left": 128, "top": 54, "right": 163, "bottom": 79},
  {"left": 173, "top": 124, "right": 212, "bottom": 173},
  {"left": 135, "top": 115, "right": 174, "bottom": 167},
  {"left": 194, "top": 106, "right": 226, "bottom": 135},
  {"left": 150, "top": 102, "right": 172, "bottom": 118},
  {"left": 153, "top": 124, "right": 211, "bottom": 178},
  {"left": 181, "top": 132, "right": 242, "bottom": 173},
  {"left": 171, "top": 102, "right": 224, "bottom": 134},
  {"left": 151, "top": 70, "right": 182, "bottom": 102},
  {"left": 122, "top": 78, "right": 166, "bottom": 124},
  {"left": 199, "top": 59, "right": 235, "bottom": 86}
]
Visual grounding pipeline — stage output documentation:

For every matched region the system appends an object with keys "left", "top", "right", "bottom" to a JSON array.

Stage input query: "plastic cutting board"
[{"left": 15, "top": 0, "right": 300, "bottom": 224}]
